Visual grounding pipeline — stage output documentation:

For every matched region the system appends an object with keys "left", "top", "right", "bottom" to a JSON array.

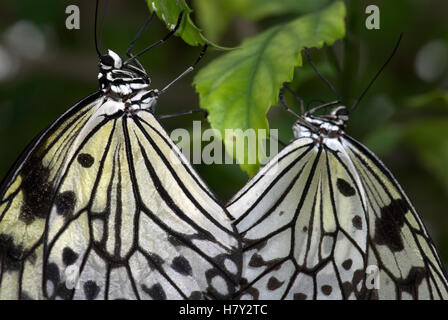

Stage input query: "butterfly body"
[
  {"left": 0, "top": 48, "right": 241, "bottom": 300},
  {"left": 97, "top": 49, "right": 156, "bottom": 113},
  {"left": 229, "top": 105, "right": 448, "bottom": 300},
  {"left": 294, "top": 106, "right": 348, "bottom": 143}
]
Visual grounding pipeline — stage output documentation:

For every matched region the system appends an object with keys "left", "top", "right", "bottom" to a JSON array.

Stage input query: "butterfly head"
[
  {"left": 329, "top": 105, "right": 350, "bottom": 127},
  {"left": 99, "top": 50, "right": 123, "bottom": 70},
  {"left": 293, "top": 105, "right": 349, "bottom": 140},
  {"left": 97, "top": 49, "right": 152, "bottom": 112}
]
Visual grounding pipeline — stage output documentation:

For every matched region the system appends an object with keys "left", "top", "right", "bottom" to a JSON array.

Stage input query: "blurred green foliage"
[{"left": 0, "top": 0, "right": 448, "bottom": 265}]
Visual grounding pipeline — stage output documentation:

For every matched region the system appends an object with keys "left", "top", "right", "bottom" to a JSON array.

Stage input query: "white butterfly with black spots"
[
  {"left": 228, "top": 103, "right": 448, "bottom": 300},
  {"left": 0, "top": 8, "right": 241, "bottom": 300}
]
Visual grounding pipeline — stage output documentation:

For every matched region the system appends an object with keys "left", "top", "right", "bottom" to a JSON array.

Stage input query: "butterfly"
[
  {"left": 0, "top": 2, "right": 241, "bottom": 300},
  {"left": 227, "top": 38, "right": 448, "bottom": 300}
]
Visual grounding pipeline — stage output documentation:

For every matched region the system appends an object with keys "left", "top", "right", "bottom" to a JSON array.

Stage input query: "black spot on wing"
[
  {"left": 142, "top": 283, "right": 167, "bottom": 300},
  {"left": 171, "top": 256, "right": 193, "bottom": 276},
  {"left": 77, "top": 153, "right": 95, "bottom": 168},
  {"left": 267, "top": 277, "right": 284, "bottom": 291},
  {"left": 321, "top": 285, "right": 332, "bottom": 295},
  {"left": 55, "top": 191, "right": 76, "bottom": 217},
  {"left": 19, "top": 158, "right": 54, "bottom": 223},
  {"left": 46, "top": 262, "right": 61, "bottom": 283},
  {"left": 0, "top": 234, "right": 24, "bottom": 271},
  {"left": 373, "top": 199, "right": 409, "bottom": 252},
  {"left": 84, "top": 281, "right": 100, "bottom": 300},
  {"left": 352, "top": 216, "right": 363, "bottom": 230},
  {"left": 293, "top": 293, "right": 307, "bottom": 300},
  {"left": 188, "top": 291, "right": 203, "bottom": 299},
  {"left": 336, "top": 178, "right": 356, "bottom": 197},
  {"left": 342, "top": 259, "right": 352, "bottom": 270},
  {"left": 62, "top": 247, "right": 78, "bottom": 266},
  {"left": 248, "top": 254, "right": 264, "bottom": 268},
  {"left": 248, "top": 253, "right": 283, "bottom": 271}
]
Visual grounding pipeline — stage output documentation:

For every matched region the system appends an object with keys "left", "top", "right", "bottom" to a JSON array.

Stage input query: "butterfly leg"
[
  {"left": 278, "top": 83, "right": 327, "bottom": 131},
  {"left": 158, "top": 43, "right": 209, "bottom": 95},
  {"left": 281, "top": 83, "right": 305, "bottom": 115},
  {"left": 279, "top": 84, "right": 301, "bottom": 117}
]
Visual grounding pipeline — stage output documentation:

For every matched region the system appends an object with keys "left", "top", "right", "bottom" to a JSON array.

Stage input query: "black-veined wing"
[
  {"left": 0, "top": 4, "right": 241, "bottom": 299},
  {"left": 228, "top": 109, "right": 448, "bottom": 300}
]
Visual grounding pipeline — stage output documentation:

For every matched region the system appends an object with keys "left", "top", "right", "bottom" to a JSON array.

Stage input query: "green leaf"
[
  {"left": 146, "top": 0, "right": 207, "bottom": 46},
  {"left": 194, "top": 1, "right": 346, "bottom": 176}
]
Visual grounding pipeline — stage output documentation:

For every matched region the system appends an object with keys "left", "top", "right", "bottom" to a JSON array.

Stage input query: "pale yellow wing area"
[
  {"left": 41, "top": 112, "right": 241, "bottom": 300},
  {"left": 0, "top": 93, "right": 102, "bottom": 300}
]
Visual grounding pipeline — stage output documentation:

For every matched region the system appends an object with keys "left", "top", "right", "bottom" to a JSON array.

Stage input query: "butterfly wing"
[
  {"left": 228, "top": 137, "right": 322, "bottom": 299},
  {"left": 0, "top": 96, "right": 241, "bottom": 300},
  {"left": 341, "top": 135, "right": 448, "bottom": 299},
  {"left": 228, "top": 135, "right": 448, "bottom": 300},
  {"left": 0, "top": 92, "right": 102, "bottom": 299}
]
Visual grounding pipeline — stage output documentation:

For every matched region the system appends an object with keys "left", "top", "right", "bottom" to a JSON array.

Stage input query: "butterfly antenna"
[
  {"left": 126, "top": 12, "right": 155, "bottom": 57},
  {"left": 351, "top": 33, "right": 403, "bottom": 111},
  {"left": 126, "top": 12, "right": 155, "bottom": 72},
  {"left": 94, "top": 0, "right": 102, "bottom": 56},
  {"left": 124, "top": 10, "right": 185, "bottom": 65},
  {"left": 98, "top": 0, "right": 110, "bottom": 54},
  {"left": 304, "top": 47, "right": 341, "bottom": 103}
]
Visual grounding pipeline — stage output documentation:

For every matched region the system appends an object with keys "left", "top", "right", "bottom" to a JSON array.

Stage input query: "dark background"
[{"left": 0, "top": 0, "right": 447, "bottom": 265}]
